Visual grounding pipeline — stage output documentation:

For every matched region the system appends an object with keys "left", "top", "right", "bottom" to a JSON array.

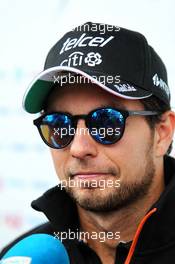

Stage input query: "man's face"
[{"left": 47, "top": 82, "right": 156, "bottom": 212}]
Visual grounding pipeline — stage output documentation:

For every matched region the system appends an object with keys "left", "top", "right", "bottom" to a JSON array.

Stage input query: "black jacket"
[{"left": 1, "top": 155, "right": 175, "bottom": 264}]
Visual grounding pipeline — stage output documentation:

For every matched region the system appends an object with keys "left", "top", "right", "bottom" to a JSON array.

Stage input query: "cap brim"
[{"left": 23, "top": 66, "right": 152, "bottom": 113}]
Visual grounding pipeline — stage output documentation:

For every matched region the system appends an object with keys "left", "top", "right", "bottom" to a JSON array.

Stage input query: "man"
[{"left": 1, "top": 22, "right": 175, "bottom": 264}]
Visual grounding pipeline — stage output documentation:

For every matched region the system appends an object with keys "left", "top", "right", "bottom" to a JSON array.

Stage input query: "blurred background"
[{"left": 0, "top": 0, "right": 175, "bottom": 249}]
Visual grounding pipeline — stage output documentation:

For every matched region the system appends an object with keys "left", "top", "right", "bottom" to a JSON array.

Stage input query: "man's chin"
[
  {"left": 65, "top": 175, "right": 154, "bottom": 212},
  {"left": 65, "top": 187, "right": 127, "bottom": 212},
  {"left": 66, "top": 185, "right": 111, "bottom": 199}
]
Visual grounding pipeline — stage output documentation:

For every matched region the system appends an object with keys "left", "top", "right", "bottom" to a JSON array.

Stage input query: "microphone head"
[{"left": 1, "top": 234, "right": 70, "bottom": 264}]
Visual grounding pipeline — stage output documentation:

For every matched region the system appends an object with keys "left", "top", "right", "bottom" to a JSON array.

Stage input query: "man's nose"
[{"left": 69, "top": 120, "right": 98, "bottom": 159}]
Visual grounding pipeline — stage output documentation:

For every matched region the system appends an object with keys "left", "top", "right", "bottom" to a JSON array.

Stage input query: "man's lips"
[{"left": 72, "top": 172, "right": 110, "bottom": 179}]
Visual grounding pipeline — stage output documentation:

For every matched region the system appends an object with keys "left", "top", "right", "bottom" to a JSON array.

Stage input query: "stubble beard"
[{"left": 64, "top": 145, "right": 155, "bottom": 213}]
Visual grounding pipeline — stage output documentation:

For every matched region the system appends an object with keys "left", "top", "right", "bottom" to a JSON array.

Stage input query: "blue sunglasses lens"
[
  {"left": 88, "top": 108, "right": 125, "bottom": 144},
  {"left": 40, "top": 113, "right": 73, "bottom": 148}
]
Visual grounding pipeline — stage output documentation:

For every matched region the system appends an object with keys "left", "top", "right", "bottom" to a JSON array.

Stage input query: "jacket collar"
[
  {"left": 31, "top": 185, "right": 79, "bottom": 233},
  {"left": 31, "top": 155, "right": 175, "bottom": 254},
  {"left": 135, "top": 155, "right": 175, "bottom": 254}
]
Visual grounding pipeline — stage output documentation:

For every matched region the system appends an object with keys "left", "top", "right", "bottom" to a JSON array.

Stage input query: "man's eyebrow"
[
  {"left": 100, "top": 101, "right": 127, "bottom": 110},
  {"left": 45, "top": 101, "right": 127, "bottom": 114}
]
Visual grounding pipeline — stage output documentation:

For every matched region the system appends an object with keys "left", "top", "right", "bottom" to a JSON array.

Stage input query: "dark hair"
[{"left": 141, "top": 96, "right": 172, "bottom": 155}]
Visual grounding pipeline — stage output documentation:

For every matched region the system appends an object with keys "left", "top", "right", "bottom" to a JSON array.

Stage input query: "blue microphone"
[{"left": 0, "top": 234, "right": 70, "bottom": 264}]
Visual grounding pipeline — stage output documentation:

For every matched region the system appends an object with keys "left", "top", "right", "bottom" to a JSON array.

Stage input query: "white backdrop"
[{"left": 0, "top": 0, "right": 175, "bottom": 249}]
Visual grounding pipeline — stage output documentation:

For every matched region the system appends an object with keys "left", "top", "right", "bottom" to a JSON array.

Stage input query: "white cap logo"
[
  {"left": 84, "top": 52, "right": 102, "bottom": 66},
  {"left": 152, "top": 73, "right": 170, "bottom": 98}
]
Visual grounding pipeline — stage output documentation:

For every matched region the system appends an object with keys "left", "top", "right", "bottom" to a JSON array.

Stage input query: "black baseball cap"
[{"left": 23, "top": 22, "right": 171, "bottom": 113}]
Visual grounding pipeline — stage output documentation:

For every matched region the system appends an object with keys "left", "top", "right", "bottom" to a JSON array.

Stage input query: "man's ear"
[{"left": 154, "top": 111, "right": 175, "bottom": 157}]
